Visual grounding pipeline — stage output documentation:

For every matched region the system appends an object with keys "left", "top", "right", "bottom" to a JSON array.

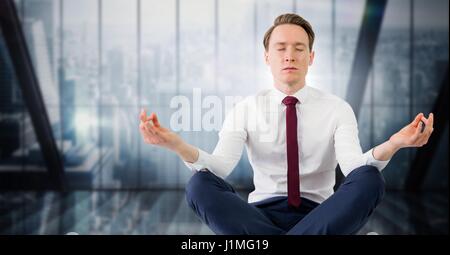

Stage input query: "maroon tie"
[{"left": 282, "top": 96, "right": 301, "bottom": 208}]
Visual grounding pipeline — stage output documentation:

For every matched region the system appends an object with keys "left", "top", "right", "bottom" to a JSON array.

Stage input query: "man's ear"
[
  {"left": 264, "top": 51, "right": 269, "bottom": 65},
  {"left": 309, "top": 50, "right": 315, "bottom": 66}
]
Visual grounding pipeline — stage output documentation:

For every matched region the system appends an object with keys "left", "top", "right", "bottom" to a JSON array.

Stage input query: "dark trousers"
[{"left": 185, "top": 165, "right": 385, "bottom": 235}]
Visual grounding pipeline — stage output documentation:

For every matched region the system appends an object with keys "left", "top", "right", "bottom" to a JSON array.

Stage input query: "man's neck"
[{"left": 274, "top": 82, "right": 305, "bottom": 95}]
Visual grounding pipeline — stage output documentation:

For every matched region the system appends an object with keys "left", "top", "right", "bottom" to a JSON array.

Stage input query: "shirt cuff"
[
  {"left": 364, "top": 148, "right": 390, "bottom": 171},
  {"left": 183, "top": 148, "right": 209, "bottom": 172}
]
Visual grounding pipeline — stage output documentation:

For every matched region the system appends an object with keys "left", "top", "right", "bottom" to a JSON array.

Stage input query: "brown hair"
[{"left": 263, "top": 13, "right": 315, "bottom": 51}]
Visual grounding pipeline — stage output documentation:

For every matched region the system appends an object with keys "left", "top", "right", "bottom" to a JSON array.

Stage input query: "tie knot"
[{"left": 282, "top": 96, "right": 299, "bottom": 106}]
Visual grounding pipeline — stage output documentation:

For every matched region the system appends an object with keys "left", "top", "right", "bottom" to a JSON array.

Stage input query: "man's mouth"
[{"left": 283, "top": 67, "right": 298, "bottom": 71}]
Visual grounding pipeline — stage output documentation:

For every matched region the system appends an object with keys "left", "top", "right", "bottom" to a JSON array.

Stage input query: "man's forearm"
[
  {"left": 173, "top": 142, "right": 199, "bottom": 163},
  {"left": 372, "top": 140, "right": 401, "bottom": 161}
]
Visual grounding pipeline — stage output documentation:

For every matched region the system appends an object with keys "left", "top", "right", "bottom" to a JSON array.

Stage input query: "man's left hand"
[{"left": 389, "top": 112, "right": 434, "bottom": 149}]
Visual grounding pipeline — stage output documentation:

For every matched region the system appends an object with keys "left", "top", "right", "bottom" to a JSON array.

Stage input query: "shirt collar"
[{"left": 270, "top": 85, "right": 309, "bottom": 105}]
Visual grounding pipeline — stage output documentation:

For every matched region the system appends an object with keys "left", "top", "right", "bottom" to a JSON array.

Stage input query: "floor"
[{"left": 0, "top": 190, "right": 447, "bottom": 235}]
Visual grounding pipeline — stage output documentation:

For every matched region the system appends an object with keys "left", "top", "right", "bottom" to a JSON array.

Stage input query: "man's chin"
[{"left": 283, "top": 80, "right": 302, "bottom": 87}]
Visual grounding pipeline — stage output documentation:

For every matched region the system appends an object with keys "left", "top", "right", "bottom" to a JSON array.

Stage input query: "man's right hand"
[
  {"left": 139, "top": 108, "right": 199, "bottom": 163},
  {"left": 139, "top": 108, "right": 183, "bottom": 152}
]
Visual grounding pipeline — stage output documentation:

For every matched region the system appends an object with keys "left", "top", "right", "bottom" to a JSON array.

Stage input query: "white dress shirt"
[{"left": 184, "top": 85, "right": 390, "bottom": 204}]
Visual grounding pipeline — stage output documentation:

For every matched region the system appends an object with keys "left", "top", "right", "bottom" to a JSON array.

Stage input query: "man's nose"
[{"left": 284, "top": 56, "right": 295, "bottom": 62}]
